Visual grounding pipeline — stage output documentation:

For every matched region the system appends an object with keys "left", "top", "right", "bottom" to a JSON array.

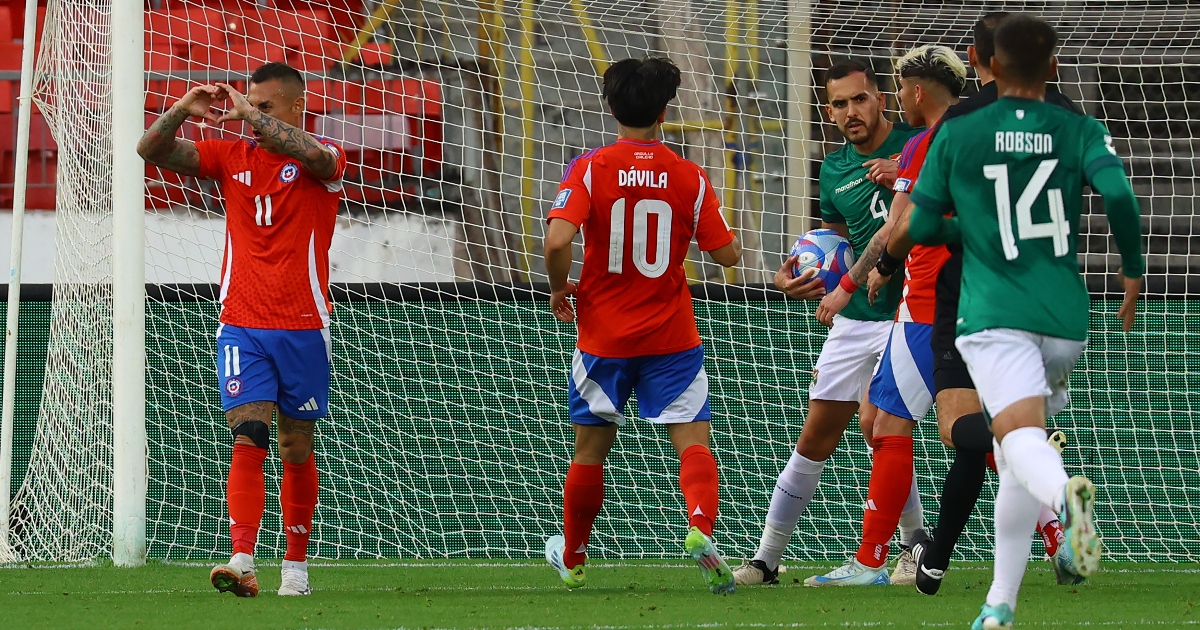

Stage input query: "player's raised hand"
[
  {"left": 866, "top": 268, "right": 890, "bottom": 306},
  {"left": 213, "top": 82, "right": 255, "bottom": 123},
  {"left": 775, "top": 255, "right": 825, "bottom": 301},
  {"left": 863, "top": 158, "right": 898, "bottom": 189},
  {"left": 1117, "top": 270, "right": 1142, "bottom": 332},
  {"left": 815, "top": 286, "right": 851, "bottom": 327},
  {"left": 550, "top": 282, "right": 578, "bottom": 323},
  {"left": 172, "top": 85, "right": 223, "bottom": 123}
]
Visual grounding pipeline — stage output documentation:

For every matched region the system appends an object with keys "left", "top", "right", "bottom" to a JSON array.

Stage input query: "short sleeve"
[
  {"left": 819, "top": 167, "right": 845, "bottom": 224},
  {"left": 316, "top": 138, "right": 350, "bottom": 185},
  {"left": 547, "top": 155, "right": 592, "bottom": 227},
  {"left": 909, "top": 127, "right": 955, "bottom": 216},
  {"left": 694, "top": 169, "right": 735, "bottom": 251},
  {"left": 1081, "top": 117, "right": 1124, "bottom": 184},
  {"left": 195, "top": 139, "right": 235, "bottom": 181},
  {"left": 893, "top": 132, "right": 927, "bottom": 194}
]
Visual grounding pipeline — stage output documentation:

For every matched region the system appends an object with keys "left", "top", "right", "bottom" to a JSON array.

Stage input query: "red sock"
[
  {"left": 282, "top": 453, "right": 319, "bottom": 562},
  {"left": 856, "top": 436, "right": 914, "bottom": 569},
  {"left": 228, "top": 444, "right": 267, "bottom": 556},
  {"left": 563, "top": 463, "right": 604, "bottom": 569},
  {"left": 679, "top": 444, "right": 719, "bottom": 536},
  {"left": 986, "top": 451, "right": 997, "bottom": 473},
  {"left": 1041, "top": 519, "right": 1065, "bottom": 557}
]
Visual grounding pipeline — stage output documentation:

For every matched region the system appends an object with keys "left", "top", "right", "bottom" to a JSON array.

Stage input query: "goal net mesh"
[{"left": 7, "top": 0, "right": 1198, "bottom": 563}]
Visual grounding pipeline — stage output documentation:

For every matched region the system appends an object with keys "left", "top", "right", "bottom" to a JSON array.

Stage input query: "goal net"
[{"left": 5, "top": 0, "right": 1197, "bottom": 564}]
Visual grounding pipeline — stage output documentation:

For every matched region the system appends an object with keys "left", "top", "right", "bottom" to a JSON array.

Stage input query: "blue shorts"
[
  {"left": 568, "top": 346, "right": 711, "bottom": 426},
  {"left": 216, "top": 324, "right": 332, "bottom": 420},
  {"left": 868, "top": 322, "right": 935, "bottom": 421}
]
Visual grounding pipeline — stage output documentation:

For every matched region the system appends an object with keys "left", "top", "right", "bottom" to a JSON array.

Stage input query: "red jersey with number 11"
[
  {"left": 196, "top": 138, "right": 348, "bottom": 330},
  {"left": 548, "top": 139, "right": 735, "bottom": 358}
]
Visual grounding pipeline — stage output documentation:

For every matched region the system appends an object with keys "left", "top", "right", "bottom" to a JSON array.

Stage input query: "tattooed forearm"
[
  {"left": 244, "top": 109, "right": 337, "bottom": 179},
  {"left": 137, "top": 107, "right": 201, "bottom": 176},
  {"left": 850, "top": 232, "right": 888, "bottom": 285}
]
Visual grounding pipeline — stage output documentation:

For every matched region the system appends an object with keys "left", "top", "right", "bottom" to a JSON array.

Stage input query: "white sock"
[
  {"left": 755, "top": 450, "right": 825, "bottom": 569},
  {"left": 1037, "top": 505, "right": 1060, "bottom": 529},
  {"left": 986, "top": 444, "right": 1040, "bottom": 611},
  {"left": 231, "top": 552, "right": 255, "bottom": 572},
  {"left": 999, "top": 427, "right": 1069, "bottom": 513},
  {"left": 281, "top": 559, "right": 308, "bottom": 572},
  {"left": 899, "top": 465, "right": 924, "bottom": 546}
]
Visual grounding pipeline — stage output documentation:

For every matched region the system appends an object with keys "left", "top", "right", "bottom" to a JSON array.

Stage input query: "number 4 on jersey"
[{"left": 984, "top": 159, "right": 1070, "bottom": 261}]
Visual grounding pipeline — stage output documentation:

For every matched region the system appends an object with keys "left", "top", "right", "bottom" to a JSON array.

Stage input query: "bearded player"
[
  {"left": 542, "top": 56, "right": 743, "bottom": 594},
  {"left": 908, "top": 15, "right": 1142, "bottom": 627},
  {"left": 734, "top": 60, "right": 927, "bottom": 587},
  {"left": 137, "top": 62, "right": 347, "bottom": 597},
  {"left": 804, "top": 44, "right": 964, "bottom": 586}
]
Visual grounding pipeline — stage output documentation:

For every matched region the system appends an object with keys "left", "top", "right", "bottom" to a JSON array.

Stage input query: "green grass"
[{"left": 0, "top": 560, "right": 1197, "bottom": 629}]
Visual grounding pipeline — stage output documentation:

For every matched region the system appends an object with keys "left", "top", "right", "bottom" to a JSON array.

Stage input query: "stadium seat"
[
  {"left": 343, "top": 79, "right": 441, "bottom": 117},
  {"left": 234, "top": 8, "right": 335, "bottom": 49},
  {"left": 145, "top": 9, "right": 226, "bottom": 53},
  {"left": 0, "top": 42, "right": 22, "bottom": 70},
  {"left": 189, "top": 41, "right": 287, "bottom": 74},
  {"left": 304, "top": 79, "right": 342, "bottom": 116},
  {"left": 354, "top": 42, "right": 393, "bottom": 68},
  {"left": 0, "top": 79, "right": 11, "bottom": 115},
  {"left": 0, "top": 7, "right": 11, "bottom": 43},
  {"left": 145, "top": 44, "right": 185, "bottom": 111},
  {"left": 285, "top": 39, "right": 341, "bottom": 73}
]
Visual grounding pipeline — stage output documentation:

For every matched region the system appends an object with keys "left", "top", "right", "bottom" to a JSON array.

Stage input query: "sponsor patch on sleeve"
[
  {"left": 552, "top": 189, "right": 572, "bottom": 209},
  {"left": 893, "top": 177, "right": 912, "bottom": 193}
]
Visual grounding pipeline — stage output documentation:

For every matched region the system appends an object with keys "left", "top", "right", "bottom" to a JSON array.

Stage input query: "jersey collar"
[{"left": 616, "top": 138, "right": 662, "bottom": 146}]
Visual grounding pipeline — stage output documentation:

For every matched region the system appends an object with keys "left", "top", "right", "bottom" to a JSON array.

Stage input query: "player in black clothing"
[{"left": 866, "top": 12, "right": 1085, "bottom": 595}]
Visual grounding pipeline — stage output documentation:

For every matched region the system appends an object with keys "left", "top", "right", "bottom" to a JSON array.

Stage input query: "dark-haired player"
[
  {"left": 734, "top": 59, "right": 924, "bottom": 587},
  {"left": 864, "top": 13, "right": 1083, "bottom": 596},
  {"left": 908, "top": 15, "right": 1142, "bottom": 628},
  {"left": 542, "top": 56, "right": 743, "bottom": 594},
  {"left": 138, "top": 62, "right": 348, "bottom": 597},
  {"left": 805, "top": 44, "right": 965, "bottom": 587}
]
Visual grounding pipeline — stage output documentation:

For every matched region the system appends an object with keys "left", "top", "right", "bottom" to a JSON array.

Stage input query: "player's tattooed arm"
[
  {"left": 242, "top": 108, "right": 338, "bottom": 180},
  {"left": 137, "top": 106, "right": 201, "bottom": 177}
]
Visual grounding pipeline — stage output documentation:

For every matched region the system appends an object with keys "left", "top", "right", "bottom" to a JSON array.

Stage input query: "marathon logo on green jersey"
[
  {"left": 995, "top": 131, "right": 1053, "bottom": 154},
  {"left": 835, "top": 177, "right": 865, "bottom": 194}
]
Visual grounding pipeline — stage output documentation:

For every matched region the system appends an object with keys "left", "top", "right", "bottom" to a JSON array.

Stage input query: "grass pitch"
[{"left": 1, "top": 560, "right": 1197, "bottom": 629}]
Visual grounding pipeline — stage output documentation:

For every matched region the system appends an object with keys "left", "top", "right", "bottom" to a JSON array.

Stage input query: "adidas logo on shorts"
[{"left": 298, "top": 397, "right": 319, "bottom": 412}]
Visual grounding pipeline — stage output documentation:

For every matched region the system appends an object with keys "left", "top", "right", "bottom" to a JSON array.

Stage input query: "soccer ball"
[{"left": 789, "top": 229, "right": 856, "bottom": 293}]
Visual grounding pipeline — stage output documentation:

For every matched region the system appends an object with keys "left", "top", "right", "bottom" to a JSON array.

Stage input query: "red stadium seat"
[
  {"left": 285, "top": 39, "right": 341, "bottom": 73},
  {"left": 146, "top": 9, "right": 226, "bottom": 53},
  {"left": 303, "top": 79, "right": 342, "bottom": 116},
  {"left": 0, "top": 42, "right": 23, "bottom": 70},
  {"left": 189, "top": 41, "right": 287, "bottom": 73},
  {"left": 234, "top": 8, "right": 335, "bottom": 49},
  {"left": 0, "top": 79, "right": 11, "bottom": 115},
  {"left": 342, "top": 79, "right": 441, "bottom": 117},
  {"left": 354, "top": 42, "right": 392, "bottom": 68},
  {"left": 0, "top": 7, "right": 12, "bottom": 43}
]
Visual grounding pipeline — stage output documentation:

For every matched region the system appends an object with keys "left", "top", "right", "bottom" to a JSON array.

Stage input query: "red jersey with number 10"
[
  {"left": 548, "top": 138, "right": 735, "bottom": 358},
  {"left": 892, "top": 128, "right": 950, "bottom": 325},
  {"left": 196, "top": 138, "right": 348, "bottom": 330}
]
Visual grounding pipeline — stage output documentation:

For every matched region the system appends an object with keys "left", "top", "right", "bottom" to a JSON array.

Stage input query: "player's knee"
[
  {"left": 231, "top": 420, "right": 270, "bottom": 450},
  {"left": 937, "top": 420, "right": 956, "bottom": 448},
  {"left": 278, "top": 439, "right": 313, "bottom": 464},
  {"left": 795, "top": 432, "right": 838, "bottom": 462}
]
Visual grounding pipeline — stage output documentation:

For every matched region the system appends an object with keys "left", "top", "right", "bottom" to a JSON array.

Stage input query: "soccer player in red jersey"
[
  {"left": 542, "top": 57, "right": 742, "bottom": 594},
  {"left": 137, "top": 63, "right": 347, "bottom": 597},
  {"left": 805, "top": 45, "right": 964, "bottom": 586}
]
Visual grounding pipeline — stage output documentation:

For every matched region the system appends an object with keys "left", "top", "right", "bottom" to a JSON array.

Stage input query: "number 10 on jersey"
[{"left": 608, "top": 198, "right": 673, "bottom": 278}]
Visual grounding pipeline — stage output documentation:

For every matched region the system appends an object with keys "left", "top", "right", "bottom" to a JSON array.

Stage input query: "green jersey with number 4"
[
  {"left": 818, "top": 124, "right": 918, "bottom": 322},
  {"left": 911, "top": 97, "right": 1130, "bottom": 341}
]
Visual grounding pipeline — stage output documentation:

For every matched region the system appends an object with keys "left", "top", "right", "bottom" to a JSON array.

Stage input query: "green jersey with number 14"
[
  {"left": 910, "top": 97, "right": 1125, "bottom": 341},
  {"left": 818, "top": 123, "right": 918, "bottom": 322}
]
